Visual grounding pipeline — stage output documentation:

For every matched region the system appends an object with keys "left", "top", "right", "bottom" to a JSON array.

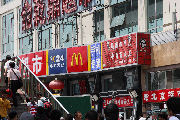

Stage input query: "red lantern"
[{"left": 49, "top": 78, "right": 64, "bottom": 90}]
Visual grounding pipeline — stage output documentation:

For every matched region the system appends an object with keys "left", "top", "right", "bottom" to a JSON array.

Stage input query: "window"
[
  {"left": 59, "top": 16, "right": 78, "bottom": 48},
  {"left": 38, "top": 25, "right": 52, "bottom": 51},
  {"left": 110, "top": 0, "right": 138, "bottom": 38},
  {"left": 147, "top": 0, "right": 163, "bottom": 33},
  {"left": 18, "top": 8, "right": 33, "bottom": 55},
  {"left": 2, "top": 0, "right": 13, "bottom": 5},
  {"left": 2, "top": 12, "right": 14, "bottom": 59},
  {"left": 173, "top": 69, "right": 180, "bottom": 88},
  {"left": 147, "top": 71, "right": 166, "bottom": 90},
  {"left": 93, "top": 10, "right": 104, "bottom": 42}
]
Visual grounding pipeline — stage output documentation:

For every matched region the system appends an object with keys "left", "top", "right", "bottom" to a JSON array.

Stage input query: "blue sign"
[
  {"left": 48, "top": 48, "right": 67, "bottom": 74},
  {"left": 90, "top": 43, "right": 101, "bottom": 71}
]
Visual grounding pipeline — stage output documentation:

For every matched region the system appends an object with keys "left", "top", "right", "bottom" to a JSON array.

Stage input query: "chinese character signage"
[
  {"left": 67, "top": 46, "right": 88, "bottom": 73},
  {"left": 137, "top": 33, "right": 151, "bottom": 65},
  {"left": 142, "top": 88, "right": 180, "bottom": 103},
  {"left": 19, "top": 51, "right": 47, "bottom": 76},
  {"left": 90, "top": 43, "right": 101, "bottom": 71},
  {"left": 48, "top": 48, "right": 67, "bottom": 74},
  {"left": 102, "top": 96, "right": 133, "bottom": 108},
  {"left": 21, "top": 0, "right": 96, "bottom": 30},
  {"left": 102, "top": 33, "right": 151, "bottom": 69}
]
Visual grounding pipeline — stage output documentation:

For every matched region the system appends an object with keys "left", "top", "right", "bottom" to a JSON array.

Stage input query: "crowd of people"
[{"left": 1, "top": 56, "right": 180, "bottom": 120}]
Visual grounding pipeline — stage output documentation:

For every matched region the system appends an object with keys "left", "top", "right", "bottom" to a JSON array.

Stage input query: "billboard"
[
  {"left": 48, "top": 48, "right": 67, "bottom": 74},
  {"left": 67, "top": 46, "right": 88, "bottom": 72}
]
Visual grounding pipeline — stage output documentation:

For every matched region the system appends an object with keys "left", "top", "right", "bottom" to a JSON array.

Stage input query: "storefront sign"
[
  {"left": 67, "top": 46, "right": 88, "bottom": 72},
  {"left": 90, "top": 43, "right": 101, "bottom": 71},
  {"left": 19, "top": 51, "right": 47, "bottom": 76},
  {"left": 101, "top": 33, "right": 151, "bottom": 69},
  {"left": 48, "top": 48, "right": 67, "bottom": 74},
  {"left": 142, "top": 88, "right": 180, "bottom": 103},
  {"left": 21, "top": 0, "right": 96, "bottom": 30},
  {"left": 102, "top": 96, "right": 133, "bottom": 108}
]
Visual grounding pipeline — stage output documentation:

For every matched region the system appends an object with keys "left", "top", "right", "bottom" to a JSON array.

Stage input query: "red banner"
[
  {"left": 19, "top": 51, "right": 47, "bottom": 76},
  {"left": 101, "top": 33, "right": 150, "bottom": 69},
  {"left": 137, "top": 33, "right": 151, "bottom": 65},
  {"left": 142, "top": 88, "right": 180, "bottom": 103},
  {"left": 67, "top": 46, "right": 88, "bottom": 72},
  {"left": 103, "top": 96, "right": 133, "bottom": 108},
  {"left": 102, "top": 33, "right": 137, "bottom": 68}
]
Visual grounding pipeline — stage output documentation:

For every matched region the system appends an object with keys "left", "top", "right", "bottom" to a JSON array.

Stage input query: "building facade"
[{"left": 0, "top": 0, "right": 180, "bottom": 119}]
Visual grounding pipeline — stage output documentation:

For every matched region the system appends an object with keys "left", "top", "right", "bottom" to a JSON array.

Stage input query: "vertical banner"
[
  {"left": 67, "top": 46, "right": 88, "bottom": 72},
  {"left": 48, "top": 48, "right": 67, "bottom": 74},
  {"left": 90, "top": 43, "right": 101, "bottom": 71},
  {"left": 137, "top": 33, "right": 151, "bottom": 65}
]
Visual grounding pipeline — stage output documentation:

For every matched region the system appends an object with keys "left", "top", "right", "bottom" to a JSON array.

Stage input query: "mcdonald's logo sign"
[{"left": 71, "top": 53, "right": 83, "bottom": 66}]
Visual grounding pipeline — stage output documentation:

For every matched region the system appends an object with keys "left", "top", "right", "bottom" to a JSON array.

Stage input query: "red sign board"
[
  {"left": 103, "top": 96, "right": 133, "bottom": 108},
  {"left": 67, "top": 46, "right": 88, "bottom": 73},
  {"left": 19, "top": 51, "right": 47, "bottom": 76},
  {"left": 21, "top": 0, "right": 95, "bottom": 30},
  {"left": 142, "top": 88, "right": 180, "bottom": 103},
  {"left": 102, "top": 33, "right": 151, "bottom": 69}
]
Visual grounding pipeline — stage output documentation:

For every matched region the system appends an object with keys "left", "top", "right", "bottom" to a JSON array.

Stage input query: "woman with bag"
[{"left": 7, "top": 62, "right": 22, "bottom": 107}]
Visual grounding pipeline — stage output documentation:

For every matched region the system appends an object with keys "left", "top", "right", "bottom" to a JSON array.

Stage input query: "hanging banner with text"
[
  {"left": 142, "top": 88, "right": 180, "bottom": 103},
  {"left": 21, "top": 0, "right": 96, "bottom": 31},
  {"left": 102, "top": 96, "right": 133, "bottom": 108},
  {"left": 67, "top": 46, "right": 88, "bottom": 73},
  {"left": 48, "top": 48, "right": 67, "bottom": 74},
  {"left": 90, "top": 43, "right": 101, "bottom": 71},
  {"left": 101, "top": 33, "right": 151, "bottom": 69}
]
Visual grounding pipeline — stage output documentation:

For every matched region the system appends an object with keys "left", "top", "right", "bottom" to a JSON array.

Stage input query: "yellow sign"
[{"left": 71, "top": 53, "right": 83, "bottom": 66}]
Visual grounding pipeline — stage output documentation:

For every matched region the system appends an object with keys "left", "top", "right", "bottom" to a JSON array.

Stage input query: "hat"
[{"left": 20, "top": 112, "right": 34, "bottom": 120}]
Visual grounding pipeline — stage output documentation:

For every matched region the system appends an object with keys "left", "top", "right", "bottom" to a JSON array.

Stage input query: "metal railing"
[{"left": 16, "top": 56, "right": 69, "bottom": 115}]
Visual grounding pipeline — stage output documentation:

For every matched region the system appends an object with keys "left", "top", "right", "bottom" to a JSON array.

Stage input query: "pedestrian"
[
  {"left": 74, "top": 111, "right": 82, "bottom": 120},
  {"left": 20, "top": 112, "right": 34, "bottom": 120},
  {"left": 7, "top": 62, "right": 21, "bottom": 107},
  {"left": 34, "top": 106, "right": 48, "bottom": 120},
  {"left": 158, "top": 113, "right": 168, "bottom": 120},
  {"left": 139, "top": 113, "right": 146, "bottom": 120},
  {"left": 98, "top": 113, "right": 104, "bottom": 120},
  {"left": 37, "top": 92, "right": 48, "bottom": 107},
  {"left": 4, "top": 55, "right": 16, "bottom": 87},
  {"left": 8, "top": 111, "right": 18, "bottom": 120},
  {"left": 65, "top": 114, "right": 73, "bottom": 120},
  {"left": 27, "top": 99, "right": 38, "bottom": 116},
  {"left": 104, "top": 103, "right": 119, "bottom": 120},
  {"left": 85, "top": 110, "right": 98, "bottom": 120},
  {"left": 50, "top": 109, "right": 62, "bottom": 120},
  {"left": 0, "top": 89, "right": 11, "bottom": 120},
  {"left": 167, "top": 97, "right": 180, "bottom": 120}
]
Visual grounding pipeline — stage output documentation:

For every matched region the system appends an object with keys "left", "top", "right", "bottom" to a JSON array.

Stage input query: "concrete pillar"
[
  {"left": 51, "top": 24, "right": 56, "bottom": 48},
  {"left": 77, "top": 13, "right": 83, "bottom": 45},
  {"left": 14, "top": 7, "right": 18, "bottom": 56},
  {"left": 33, "top": 30, "right": 38, "bottom": 52},
  {"left": 138, "top": 0, "right": 148, "bottom": 32},
  {"left": 104, "top": 0, "right": 111, "bottom": 40}
]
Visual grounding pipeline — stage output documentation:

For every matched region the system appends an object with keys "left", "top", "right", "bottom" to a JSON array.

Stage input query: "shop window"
[
  {"left": 147, "top": 0, "right": 163, "bottom": 33},
  {"left": 18, "top": 8, "right": 33, "bottom": 55},
  {"left": 2, "top": 0, "right": 13, "bottom": 5},
  {"left": 149, "top": 71, "right": 166, "bottom": 90},
  {"left": 71, "top": 80, "right": 89, "bottom": 95},
  {"left": 2, "top": 12, "right": 14, "bottom": 59},
  {"left": 173, "top": 69, "right": 180, "bottom": 88},
  {"left": 93, "top": 9, "right": 104, "bottom": 42},
  {"left": 38, "top": 25, "right": 52, "bottom": 51},
  {"left": 59, "top": 16, "right": 78, "bottom": 48},
  {"left": 110, "top": 0, "right": 138, "bottom": 38}
]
